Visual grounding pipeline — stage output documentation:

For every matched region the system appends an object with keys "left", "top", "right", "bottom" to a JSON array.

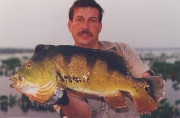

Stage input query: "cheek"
[
  {"left": 71, "top": 24, "right": 82, "bottom": 33},
  {"left": 91, "top": 26, "right": 101, "bottom": 34},
  {"left": 72, "top": 22, "right": 83, "bottom": 28}
]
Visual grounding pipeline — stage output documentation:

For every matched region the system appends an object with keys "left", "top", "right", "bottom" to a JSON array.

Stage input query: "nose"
[{"left": 82, "top": 21, "right": 90, "bottom": 30}]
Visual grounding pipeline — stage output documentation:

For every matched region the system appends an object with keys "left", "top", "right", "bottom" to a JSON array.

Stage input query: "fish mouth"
[
  {"left": 9, "top": 73, "right": 24, "bottom": 88},
  {"left": 9, "top": 73, "right": 37, "bottom": 95},
  {"left": 10, "top": 77, "right": 17, "bottom": 88}
]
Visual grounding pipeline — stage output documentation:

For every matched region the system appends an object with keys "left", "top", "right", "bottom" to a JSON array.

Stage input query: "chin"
[{"left": 76, "top": 39, "right": 92, "bottom": 46}]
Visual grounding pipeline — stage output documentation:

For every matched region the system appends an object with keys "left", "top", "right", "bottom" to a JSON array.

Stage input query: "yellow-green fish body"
[{"left": 10, "top": 45, "right": 165, "bottom": 114}]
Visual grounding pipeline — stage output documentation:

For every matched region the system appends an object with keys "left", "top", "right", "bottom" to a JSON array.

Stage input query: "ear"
[{"left": 68, "top": 20, "right": 72, "bottom": 32}]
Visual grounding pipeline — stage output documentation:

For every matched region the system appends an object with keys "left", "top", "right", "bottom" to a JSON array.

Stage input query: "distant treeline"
[
  {"left": 135, "top": 47, "right": 180, "bottom": 51},
  {"left": 0, "top": 48, "right": 34, "bottom": 54},
  {"left": 0, "top": 47, "right": 180, "bottom": 54}
]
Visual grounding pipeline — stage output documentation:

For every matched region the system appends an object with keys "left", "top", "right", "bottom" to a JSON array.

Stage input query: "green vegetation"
[
  {"left": 141, "top": 98, "right": 180, "bottom": 118},
  {"left": 0, "top": 58, "right": 21, "bottom": 76}
]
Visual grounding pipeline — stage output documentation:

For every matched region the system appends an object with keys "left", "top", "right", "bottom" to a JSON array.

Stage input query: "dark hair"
[{"left": 69, "top": 0, "right": 104, "bottom": 22}]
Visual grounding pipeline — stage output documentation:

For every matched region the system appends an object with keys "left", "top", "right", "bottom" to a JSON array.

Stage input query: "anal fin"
[
  {"left": 104, "top": 91, "right": 127, "bottom": 108},
  {"left": 132, "top": 92, "right": 157, "bottom": 114}
]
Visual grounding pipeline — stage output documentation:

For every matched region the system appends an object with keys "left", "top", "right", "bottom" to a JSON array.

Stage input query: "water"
[
  {"left": 0, "top": 107, "right": 59, "bottom": 118},
  {"left": 164, "top": 79, "right": 180, "bottom": 105}
]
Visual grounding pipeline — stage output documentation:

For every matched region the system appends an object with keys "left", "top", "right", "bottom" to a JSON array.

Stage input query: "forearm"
[{"left": 58, "top": 92, "right": 92, "bottom": 118}]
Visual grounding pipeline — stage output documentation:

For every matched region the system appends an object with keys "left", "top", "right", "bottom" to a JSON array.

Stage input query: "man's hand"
[
  {"left": 41, "top": 87, "right": 68, "bottom": 106},
  {"left": 142, "top": 70, "right": 155, "bottom": 77}
]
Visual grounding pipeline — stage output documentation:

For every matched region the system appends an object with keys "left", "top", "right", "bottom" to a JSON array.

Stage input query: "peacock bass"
[{"left": 10, "top": 44, "right": 165, "bottom": 114}]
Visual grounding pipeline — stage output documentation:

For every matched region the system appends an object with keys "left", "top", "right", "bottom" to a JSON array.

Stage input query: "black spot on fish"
[
  {"left": 72, "top": 76, "right": 79, "bottom": 83},
  {"left": 63, "top": 75, "right": 73, "bottom": 83},
  {"left": 145, "top": 85, "right": 150, "bottom": 93},
  {"left": 64, "top": 76, "right": 69, "bottom": 79},
  {"left": 69, "top": 79, "right": 72, "bottom": 83},
  {"left": 144, "top": 79, "right": 156, "bottom": 102}
]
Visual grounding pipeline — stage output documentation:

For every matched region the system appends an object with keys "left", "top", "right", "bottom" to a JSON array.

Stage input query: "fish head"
[{"left": 10, "top": 51, "right": 57, "bottom": 103}]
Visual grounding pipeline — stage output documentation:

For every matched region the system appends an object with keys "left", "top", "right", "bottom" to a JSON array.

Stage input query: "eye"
[
  {"left": 90, "top": 18, "right": 97, "bottom": 23},
  {"left": 77, "top": 18, "right": 82, "bottom": 22},
  {"left": 26, "top": 62, "right": 33, "bottom": 67},
  {"left": 91, "top": 19, "right": 96, "bottom": 22},
  {"left": 75, "top": 17, "right": 83, "bottom": 22}
]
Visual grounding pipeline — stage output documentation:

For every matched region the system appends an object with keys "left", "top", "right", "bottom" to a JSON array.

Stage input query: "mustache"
[{"left": 78, "top": 30, "right": 93, "bottom": 37}]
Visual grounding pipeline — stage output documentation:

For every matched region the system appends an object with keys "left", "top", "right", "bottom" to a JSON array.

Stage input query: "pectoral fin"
[{"left": 104, "top": 91, "right": 127, "bottom": 108}]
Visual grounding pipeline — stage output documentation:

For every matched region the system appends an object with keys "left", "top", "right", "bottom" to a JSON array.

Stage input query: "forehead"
[{"left": 73, "top": 7, "right": 99, "bottom": 18}]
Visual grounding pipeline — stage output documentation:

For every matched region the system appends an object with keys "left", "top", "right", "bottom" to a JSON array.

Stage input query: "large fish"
[{"left": 10, "top": 45, "right": 164, "bottom": 114}]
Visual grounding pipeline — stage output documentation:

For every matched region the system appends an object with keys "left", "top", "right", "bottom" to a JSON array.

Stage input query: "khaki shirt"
[{"left": 58, "top": 41, "right": 149, "bottom": 118}]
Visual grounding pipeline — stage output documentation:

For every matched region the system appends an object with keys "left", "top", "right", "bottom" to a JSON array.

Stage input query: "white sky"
[{"left": 0, "top": 0, "right": 180, "bottom": 48}]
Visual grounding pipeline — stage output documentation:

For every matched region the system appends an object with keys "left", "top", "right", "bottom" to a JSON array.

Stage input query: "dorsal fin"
[{"left": 34, "top": 44, "right": 55, "bottom": 53}]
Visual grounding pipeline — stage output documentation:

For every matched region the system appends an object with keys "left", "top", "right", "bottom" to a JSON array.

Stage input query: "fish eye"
[{"left": 26, "top": 62, "right": 33, "bottom": 67}]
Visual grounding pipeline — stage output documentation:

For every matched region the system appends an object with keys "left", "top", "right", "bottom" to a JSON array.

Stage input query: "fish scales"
[
  {"left": 10, "top": 44, "right": 165, "bottom": 114},
  {"left": 49, "top": 46, "right": 130, "bottom": 94}
]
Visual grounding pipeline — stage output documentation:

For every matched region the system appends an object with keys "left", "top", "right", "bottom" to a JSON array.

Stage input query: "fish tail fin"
[{"left": 131, "top": 76, "right": 165, "bottom": 114}]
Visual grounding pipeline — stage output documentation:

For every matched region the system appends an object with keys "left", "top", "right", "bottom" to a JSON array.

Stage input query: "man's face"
[{"left": 68, "top": 7, "right": 102, "bottom": 48}]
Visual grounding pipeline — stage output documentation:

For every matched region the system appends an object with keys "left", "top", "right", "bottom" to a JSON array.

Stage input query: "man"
[{"left": 45, "top": 0, "right": 155, "bottom": 117}]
